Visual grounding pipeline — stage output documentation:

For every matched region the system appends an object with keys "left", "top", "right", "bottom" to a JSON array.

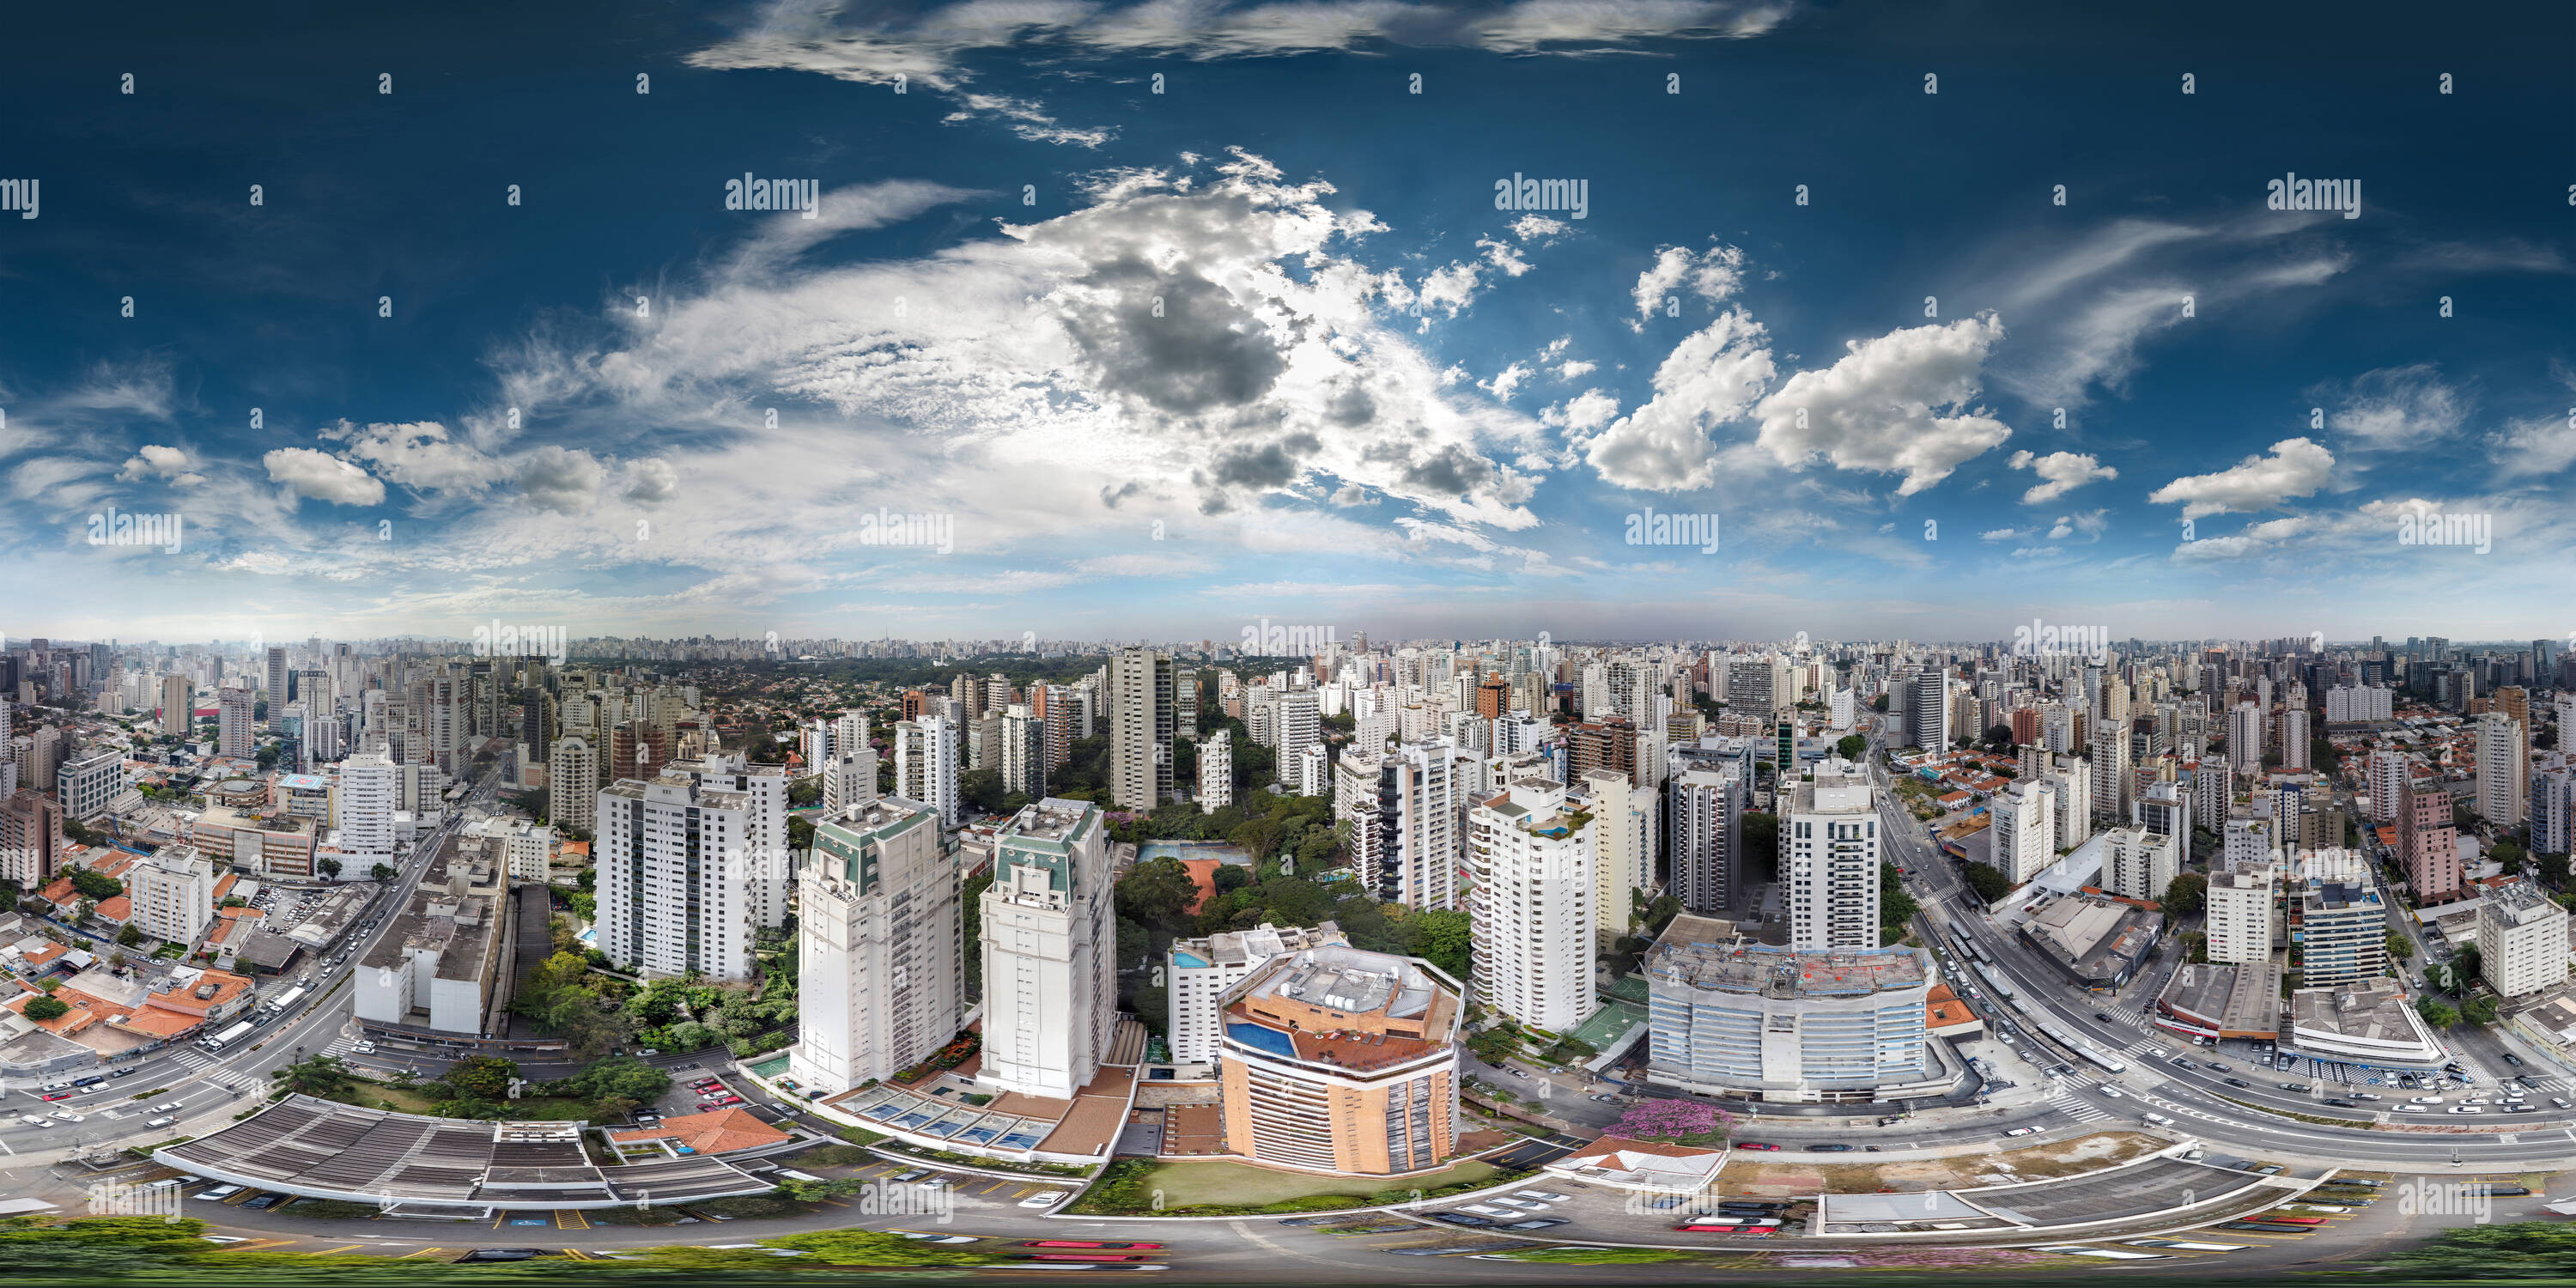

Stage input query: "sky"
[{"left": 3, "top": 0, "right": 2572, "bottom": 648}]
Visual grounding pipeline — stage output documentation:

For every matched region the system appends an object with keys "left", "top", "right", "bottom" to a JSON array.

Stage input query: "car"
[
  {"left": 2412, "top": 1095, "right": 2445, "bottom": 1103},
  {"left": 711, "top": 1096, "right": 746, "bottom": 1107},
  {"left": 50, "top": 1111, "right": 83, "bottom": 1122},
  {"left": 240, "top": 1193, "right": 288, "bottom": 1211},
  {"left": 2256, "top": 1215, "right": 2328, "bottom": 1225},
  {"left": 38, "top": 1092, "right": 73, "bottom": 1102},
  {"left": 892, "top": 1231, "right": 982, "bottom": 1244},
  {"left": 917, "top": 1176, "right": 951, "bottom": 1189},
  {"left": 1491, "top": 1197, "right": 1547, "bottom": 1209},
  {"left": 107, "top": 1067, "right": 137, "bottom": 1079},
  {"left": 2250, "top": 1164, "right": 2284, "bottom": 1175},
  {"left": 2206, "top": 1061, "right": 2229, "bottom": 1071},
  {"left": 192, "top": 1185, "right": 246, "bottom": 1202},
  {"left": 2289, "top": 1205, "right": 2354, "bottom": 1213},
  {"left": 1498, "top": 1218, "right": 1569, "bottom": 1230},
  {"left": 2395, "top": 1104, "right": 2427, "bottom": 1113},
  {"left": 2324, "top": 1099, "right": 2359, "bottom": 1109},
  {"left": 16, "top": 1115, "right": 49, "bottom": 1128},
  {"left": 2503, "top": 1054, "right": 2524, "bottom": 1066},
  {"left": 2096, "top": 1086, "right": 2124, "bottom": 1098},
  {"left": 2354, "top": 1093, "right": 2381, "bottom": 1101},
  {"left": 151, "top": 1102, "right": 183, "bottom": 1113},
  {"left": 146, "top": 1115, "right": 178, "bottom": 1127},
  {"left": 2170, "top": 1057, "right": 2196, "bottom": 1069},
  {"left": 2279, "top": 1083, "right": 2311, "bottom": 1092},
  {"left": 2223, "top": 1078, "right": 2251, "bottom": 1088},
  {"left": 1025, "top": 1242, "right": 1164, "bottom": 1250},
  {"left": 889, "top": 1170, "right": 928, "bottom": 1182},
  {"left": 1735, "top": 1141, "right": 1780, "bottom": 1151},
  {"left": 1018, "top": 1193, "right": 1063, "bottom": 1208},
  {"left": 1514, "top": 1190, "right": 1574, "bottom": 1202},
  {"left": 1805, "top": 1143, "right": 1854, "bottom": 1152},
  {"left": 2447, "top": 1106, "right": 2483, "bottom": 1115},
  {"left": 1459, "top": 1204, "right": 1516, "bottom": 1217},
  {"left": 2004, "top": 1126, "right": 2041, "bottom": 1136},
  {"left": 1428, "top": 1212, "right": 1495, "bottom": 1227},
  {"left": 1677, "top": 1224, "right": 1770, "bottom": 1234}
]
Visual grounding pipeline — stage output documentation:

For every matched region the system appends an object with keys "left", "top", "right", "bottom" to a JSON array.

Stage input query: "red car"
[
  {"left": 39, "top": 1092, "right": 74, "bottom": 1102},
  {"left": 712, "top": 1096, "right": 745, "bottom": 1107},
  {"left": 1677, "top": 1224, "right": 1772, "bottom": 1235},
  {"left": 2258, "top": 1216, "right": 2328, "bottom": 1225},
  {"left": 1025, "top": 1242, "right": 1164, "bottom": 1250},
  {"left": 1734, "top": 1141, "right": 1779, "bottom": 1151},
  {"left": 1026, "top": 1254, "right": 1151, "bottom": 1262}
]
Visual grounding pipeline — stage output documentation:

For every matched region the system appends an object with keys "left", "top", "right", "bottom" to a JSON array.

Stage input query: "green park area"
[{"left": 1069, "top": 1156, "right": 1506, "bottom": 1216}]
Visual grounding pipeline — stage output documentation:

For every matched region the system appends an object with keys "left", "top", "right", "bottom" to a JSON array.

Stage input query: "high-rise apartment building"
[
  {"left": 2279, "top": 708, "right": 2310, "bottom": 770},
  {"left": 2475, "top": 712, "right": 2528, "bottom": 828},
  {"left": 1990, "top": 779, "right": 2057, "bottom": 885},
  {"left": 596, "top": 772, "right": 756, "bottom": 981},
  {"left": 1274, "top": 688, "right": 1319, "bottom": 790},
  {"left": 1783, "top": 758, "right": 1880, "bottom": 951},
  {"left": 548, "top": 736, "right": 597, "bottom": 833},
  {"left": 2366, "top": 749, "right": 2409, "bottom": 823},
  {"left": 1196, "top": 733, "right": 1232, "bottom": 812},
  {"left": 2227, "top": 701, "right": 2263, "bottom": 769},
  {"left": 333, "top": 750, "right": 398, "bottom": 860},
  {"left": 159, "top": 674, "right": 193, "bottom": 738},
  {"left": 2050, "top": 756, "right": 2093, "bottom": 849},
  {"left": 1108, "top": 648, "right": 1174, "bottom": 811},
  {"left": 1000, "top": 703, "right": 1046, "bottom": 799},
  {"left": 217, "top": 686, "right": 254, "bottom": 757},
  {"left": 2476, "top": 878, "right": 2570, "bottom": 999},
  {"left": 2397, "top": 774, "right": 2463, "bottom": 902},
  {"left": 1582, "top": 768, "right": 1649, "bottom": 945},
  {"left": 1334, "top": 738, "right": 1461, "bottom": 909},
  {"left": 1467, "top": 773, "right": 1600, "bottom": 1035},
  {"left": 264, "top": 646, "right": 289, "bottom": 726},
  {"left": 1217, "top": 945, "right": 1461, "bottom": 1176},
  {"left": 2295, "top": 849, "right": 2388, "bottom": 987},
  {"left": 895, "top": 717, "right": 961, "bottom": 828},
  {"left": 2102, "top": 825, "right": 2178, "bottom": 902},
  {"left": 978, "top": 799, "right": 1115, "bottom": 1100},
  {"left": 58, "top": 749, "right": 125, "bottom": 823},
  {"left": 787, "top": 798, "right": 965, "bottom": 1093},
  {"left": 663, "top": 752, "right": 793, "bottom": 929},
  {"left": 127, "top": 843, "right": 215, "bottom": 945},
  {"left": 1669, "top": 762, "right": 1747, "bottom": 914},
  {"left": 2205, "top": 864, "right": 2276, "bottom": 964},
  {"left": 0, "top": 790, "right": 66, "bottom": 890}
]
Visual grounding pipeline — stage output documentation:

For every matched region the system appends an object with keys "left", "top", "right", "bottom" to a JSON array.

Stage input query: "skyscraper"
[
  {"left": 159, "top": 674, "right": 192, "bottom": 738},
  {"left": 2366, "top": 749, "right": 2409, "bottom": 823},
  {"left": 333, "top": 751, "right": 398, "bottom": 861},
  {"left": 1669, "top": 762, "right": 1747, "bottom": 914},
  {"left": 264, "top": 646, "right": 289, "bottom": 727},
  {"left": 2227, "top": 701, "right": 2263, "bottom": 770},
  {"left": 1000, "top": 703, "right": 1046, "bottom": 799},
  {"left": 2475, "top": 712, "right": 2528, "bottom": 828},
  {"left": 1196, "top": 733, "right": 1232, "bottom": 812},
  {"left": 548, "top": 736, "right": 597, "bottom": 833},
  {"left": 788, "top": 797, "right": 965, "bottom": 1093},
  {"left": 597, "top": 771, "right": 756, "bottom": 981},
  {"left": 978, "top": 799, "right": 1115, "bottom": 1099},
  {"left": 1783, "top": 757, "right": 1880, "bottom": 951},
  {"left": 1468, "top": 774, "right": 1599, "bottom": 1034},
  {"left": 1108, "top": 648, "right": 1173, "bottom": 811},
  {"left": 895, "top": 717, "right": 960, "bottom": 827},
  {"left": 216, "top": 686, "right": 254, "bottom": 757},
  {"left": 1582, "top": 767, "right": 1649, "bottom": 946},
  {"left": 1990, "top": 780, "right": 2057, "bottom": 885}
]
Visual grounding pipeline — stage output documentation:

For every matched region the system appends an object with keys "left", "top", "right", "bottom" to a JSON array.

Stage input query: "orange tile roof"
[
  {"left": 149, "top": 969, "right": 252, "bottom": 1016},
  {"left": 94, "top": 896, "right": 132, "bottom": 922},
  {"left": 37, "top": 877, "right": 76, "bottom": 907},
  {"left": 212, "top": 873, "right": 239, "bottom": 901},
  {"left": 118, "top": 1007, "right": 203, "bottom": 1038},
  {"left": 95, "top": 854, "right": 137, "bottom": 880},
  {"left": 608, "top": 1107, "right": 789, "bottom": 1156},
  {"left": 21, "top": 943, "right": 70, "bottom": 969}
]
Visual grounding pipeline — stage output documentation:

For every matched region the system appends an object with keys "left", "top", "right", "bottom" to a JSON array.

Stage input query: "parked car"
[
  {"left": 192, "top": 1186, "right": 246, "bottom": 1202},
  {"left": 1498, "top": 1218, "right": 1568, "bottom": 1230},
  {"left": 1018, "top": 1193, "right": 1061, "bottom": 1209},
  {"left": 1735, "top": 1141, "right": 1780, "bottom": 1151},
  {"left": 1025, "top": 1242, "right": 1163, "bottom": 1250},
  {"left": 240, "top": 1194, "right": 289, "bottom": 1211},
  {"left": 1428, "top": 1212, "right": 1495, "bottom": 1227},
  {"left": 1805, "top": 1143, "right": 1854, "bottom": 1152}
]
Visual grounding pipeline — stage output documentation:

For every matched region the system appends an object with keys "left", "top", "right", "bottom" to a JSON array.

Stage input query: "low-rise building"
[
  {"left": 2153, "top": 961, "right": 2283, "bottom": 1041},
  {"left": 1167, "top": 921, "right": 1346, "bottom": 1066},
  {"left": 1217, "top": 944, "right": 1462, "bottom": 1176},
  {"left": 1643, "top": 913, "right": 1945, "bottom": 1103},
  {"left": 354, "top": 835, "right": 514, "bottom": 1039},
  {"left": 2017, "top": 893, "right": 2162, "bottom": 992},
  {"left": 2283, "top": 976, "right": 2445, "bottom": 1071}
]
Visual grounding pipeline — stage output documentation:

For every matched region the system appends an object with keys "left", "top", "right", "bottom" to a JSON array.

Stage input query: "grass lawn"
[{"left": 1141, "top": 1157, "right": 1499, "bottom": 1208}]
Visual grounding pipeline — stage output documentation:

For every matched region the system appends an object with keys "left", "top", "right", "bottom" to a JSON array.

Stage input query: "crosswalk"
[
  {"left": 167, "top": 1048, "right": 266, "bottom": 1094},
  {"left": 2049, "top": 1084, "right": 2119, "bottom": 1125}
]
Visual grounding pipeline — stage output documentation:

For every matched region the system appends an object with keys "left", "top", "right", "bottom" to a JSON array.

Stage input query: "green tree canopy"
[{"left": 2160, "top": 871, "right": 2208, "bottom": 917}]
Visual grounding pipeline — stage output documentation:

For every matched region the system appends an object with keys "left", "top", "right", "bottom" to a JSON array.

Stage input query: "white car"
[
  {"left": 892, "top": 1231, "right": 981, "bottom": 1244},
  {"left": 1492, "top": 1197, "right": 1547, "bottom": 1209},
  {"left": 2394, "top": 1104, "right": 2427, "bottom": 1113},
  {"left": 2095, "top": 1086, "right": 2124, "bottom": 1098},
  {"left": 1017, "top": 1193, "right": 1061, "bottom": 1209},
  {"left": 18, "top": 1115, "right": 51, "bottom": 1128},
  {"left": 1514, "top": 1190, "right": 1573, "bottom": 1202},
  {"left": 1459, "top": 1204, "right": 1516, "bottom": 1217},
  {"left": 50, "top": 1111, "right": 83, "bottom": 1122},
  {"left": 2447, "top": 1106, "right": 2483, "bottom": 1115},
  {"left": 2410, "top": 1095, "right": 2443, "bottom": 1103}
]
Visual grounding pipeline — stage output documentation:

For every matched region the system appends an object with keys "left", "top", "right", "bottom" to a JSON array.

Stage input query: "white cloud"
[
  {"left": 2147, "top": 437, "right": 2334, "bottom": 519},
  {"left": 1557, "top": 359, "right": 1596, "bottom": 380},
  {"left": 2315, "top": 364, "right": 2467, "bottom": 448},
  {"left": 1575, "top": 309, "right": 1774, "bottom": 490},
  {"left": 1542, "top": 389, "right": 1621, "bottom": 433},
  {"left": 2486, "top": 411, "right": 2576, "bottom": 479},
  {"left": 517, "top": 447, "right": 605, "bottom": 515},
  {"left": 116, "top": 444, "right": 205, "bottom": 487},
  {"left": 333, "top": 421, "right": 507, "bottom": 495},
  {"left": 264, "top": 448, "right": 386, "bottom": 507},
  {"left": 1979, "top": 526, "right": 2017, "bottom": 541},
  {"left": 1629, "top": 243, "right": 1746, "bottom": 330},
  {"left": 2007, "top": 449, "right": 2117, "bottom": 504},
  {"left": 1480, "top": 362, "right": 1534, "bottom": 402},
  {"left": 1751, "top": 315, "right": 2012, "bottom": 496}
]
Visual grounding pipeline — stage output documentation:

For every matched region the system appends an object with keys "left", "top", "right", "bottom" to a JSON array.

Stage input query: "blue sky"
[{"left": 4, "top": 0, "right": 2572, "bottom": 647}]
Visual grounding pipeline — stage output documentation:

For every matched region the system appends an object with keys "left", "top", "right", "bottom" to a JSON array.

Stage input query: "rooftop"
[{"left": 1644, "top": 913, "right": 1929, "bottom": 998}]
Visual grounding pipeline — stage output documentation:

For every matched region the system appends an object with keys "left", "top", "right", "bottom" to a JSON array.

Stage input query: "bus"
[
  {"left": 2077, "top": 1046, "right": 2130, "bottom": 1073},
  {"left": 199, "top": 1020, "right": 255, "bottom": 1053},
  {"left": 2038, "top": 1024, "right": 2076, "bottom": 1049},
  {"left": 1972, "top": 963, "right": 2018, "bottom": 1001}
]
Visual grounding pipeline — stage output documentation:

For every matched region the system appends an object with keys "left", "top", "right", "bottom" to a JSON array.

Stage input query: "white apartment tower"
[
  {"left": 979, "top": 799, "right": 1116, "bottom": 1099},
  {"left": 2204, "top": 865, "right": 2277, "bottom": 964},
  {"left": 596, "top": 773, "right": 756, "bottom": 981},
  {"left": 127, "top": 843, "right": 215, "bottom": 945},
  {"left": 2476, "top": 878, "right": 2570, "bottom": 999},
  {"left": 548, "top": 736, "right": 598, "bottom": 833},
  {"left": 1467, "top": 773, "right": 1601, "bottom": 1034},
  {"left": 1784, "top": 757, "right": 1880, "bottom": 951},
  {"left": 2102, "top": 825, "right": 2179, "bottom": 902},
  {"left": 1000, "top": 703, "right": 1046, "bottom": 799},
  {"left": 665, "top": 752, "right": 793, "bottom": 929},
  {"left": 1582, "top": 768, "right": 1649, "bottom": 947},
  {"left": 896, "top": 716, "right": 962, "bottom": 828},
  {"left": 217, "top": 686, "right": 254, "bottom": 758},
  {"left": 788, "top": 798, "right": 966, "bottom": 1093},
  {"left": 1990, "top": 780, "right": 2057, "bottom": 885},
  {"left": 2050, "top": 756, "right": 2093, "bottom": 850},
  {"left": 2228, "top": 701, "right": 2263, "bottom": 770},
  {"left": 1109, "top": 648, "right": 1174, "bottom": 811},
  {"left": 333, "top": 750, "right": 398, "bottom": 860},
  {"left": 2366, "top": 749, "right": 2409, "bottom": 824},
  {"left": 1197, "top": 734, "right": 1233, "bottom": 811},
  {"left": 1274, "top": 688, "right": 1320, "bottom": 790},
  {"left": 2476, "top": 713, "right": 2529, "bottom": 828}
]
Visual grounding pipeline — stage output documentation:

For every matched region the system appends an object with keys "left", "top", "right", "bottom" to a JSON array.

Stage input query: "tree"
[
  {"left": 1981, "top": 724, "right": 2015, "bottom": 753},
  {"left": 2463, "top": 996, "right": 2500, "bottom": 1026},
  {"left": 1212, "top": 864, "right": 1253, "bottom": 894},
  {"left": 23, "top": 995, "right": 69, "bottom": 1021},
  {"left": 1407, "top": 908, "right": 1473, "bottom": 983},
  {"left": 1740, "top": 812, "right": 1780, "bottom": 883},
  {"left": 565, "top": 1054, "right": 671, "bottom": 1106},
  {"left": 2160, "top": 872, "right": 2208, "bottom": 918},
  {"left": 1963, "top": 862, "right": 2013, "bottom": 902},
  {"left": 271, "top": 1054, "right": 355, "bottom": 1096},
  {"left": 116, "top": 923, "right": 147, "bottom": 947},
  {"left": 1879, "top": 863, "right": 1919, "bottom": 941},
  {"left": 447, "top": 1054, "right": 519, "bottom": 1100},
  {"left": 317, "top": 857, "right": 343, "bottom": 881},
  {"left": 70, "top": 869, "right": 124, "bottom": 901},
  {"left": 2416, "top": 998, "right": 2459, "bottom": 1029},
  {"left": 2385, "top": 931, "right": 2415, "bottom": 963},
  {"left": 1115, "top": 856, "right": 1200, "bottom": 932},
  {"left": 1835, "top": 733, "right": 1868, "bottom": 761},
  {"left": 2452, "top": 942, "right": 2483, "bottom": 987},
  {"left": 370, "top": 863, "right": 396, "bottom": 882}
]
